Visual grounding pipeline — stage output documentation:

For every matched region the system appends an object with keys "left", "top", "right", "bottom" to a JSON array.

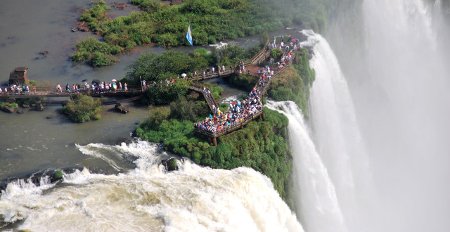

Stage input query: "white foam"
[{"left": 0, "top": 141, "right": 304, "bottom": 232}]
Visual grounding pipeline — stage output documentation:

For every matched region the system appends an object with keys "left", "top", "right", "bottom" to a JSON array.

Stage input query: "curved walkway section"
[{"left": 195, "top": 36, "right": 301, "bottom": 145}]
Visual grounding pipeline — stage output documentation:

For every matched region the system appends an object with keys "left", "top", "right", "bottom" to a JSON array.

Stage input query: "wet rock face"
[
  {"left": 162, "top": 158, "right": 179, "bottom": 172},
  {"left": 114, "top": 103, "right": 129, "bottom": 114},
  {"left": 34, "top": 103, "right": 45, "bottom": 111}
]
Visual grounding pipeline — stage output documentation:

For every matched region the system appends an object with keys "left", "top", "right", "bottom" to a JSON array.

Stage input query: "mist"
[{"left": 325, "top": 0, "right": 450, "bottom": 231}]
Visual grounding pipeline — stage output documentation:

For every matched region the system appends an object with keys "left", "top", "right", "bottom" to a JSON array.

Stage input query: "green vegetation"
[
  {"left": 72, "top": 38, "right": 122, "bottom": 67},
  {"left": 211, "top": 45, "right": 253, "bottom": 67},
  {"left": 270, "top": 48, "right": 283, "bottom": 60},
  {"left": 125, "top": 45, "right": 256, "bottom": 104},
  {"left": 0, "top": 102, "right": 19, "bottom": 113},
  {"left": 0, "top": 102, "right": 18, "bottom": 109},
  {"left": 136, "top": 107, "right": 292, "bottom": 199},
  {"left": 269, "top": 48, "right": 315, "bottom": 115},
  {"left": 73, "top": 0, "right": 333, "bottom": 66},
  {"left": 62, "top": 95, "right": 102, "bottom": 123},
  {"left": 79, "top": 0, "right": 110, "bottom": 31},
  {"left": 53, "top": 170, "right": 64, "bottom": 181},
  {"left": 226, "top": 73, "right": 258, "bottom": 91},
  {"left": 127, "top": 51, "right": 208, "bottom": 83}
]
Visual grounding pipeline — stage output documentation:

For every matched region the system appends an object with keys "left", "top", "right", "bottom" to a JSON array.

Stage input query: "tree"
[{"left": 62, "top": 95, "right": 102, "bottom": 123}]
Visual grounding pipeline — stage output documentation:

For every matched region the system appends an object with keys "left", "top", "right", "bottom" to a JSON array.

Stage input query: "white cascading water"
[
  {"left": 0, "top": 141, "right": 304, "bottom": 232},
  {"left": 267, "top": 30, "right": 373, "bottom": 232},
  {"left": 305, "top": 30, "right": 372, "bottom": 232},
  {"left": 267, "top": 101, "right": 347, "bottom": 232},
  {"left": 328, "top": 0, "right": 450, "bottom": 231}
]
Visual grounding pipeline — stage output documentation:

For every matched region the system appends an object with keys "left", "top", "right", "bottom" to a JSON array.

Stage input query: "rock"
[
  {"left": 35, "top": 103, "right": 44, "bottom": 111},
  {"left": 1, "top": 106, "right": 16, "bottom": 113},
  {"left": 115, "top": 137, "right": 133, "bottom": 144},
  {"left": 16, "top": 109, "right": 24, "bottom": 114},
  {"left": 45, "top": 115, "right": 53, "bottom": 119},
  {"left": 114, "top": 103, "right": 129, "bottom": 114},
  {"left": 51, "top": 170, "right": 64, "bottom": 182},
  {"left": 162, "top": 158, "right": 179, "bottom": 172}
]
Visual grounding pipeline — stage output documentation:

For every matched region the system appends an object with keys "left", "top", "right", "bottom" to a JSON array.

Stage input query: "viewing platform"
[{"left": 194, "top": 37, "right": 299, "bottom": 145}]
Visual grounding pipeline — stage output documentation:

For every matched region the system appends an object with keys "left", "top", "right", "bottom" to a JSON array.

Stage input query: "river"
[
  {"left": 0, "top": 0, "right": 254, "bottom": 180},
  {"left": 0, "top": 0, "right": 158, "bottom": 180}
]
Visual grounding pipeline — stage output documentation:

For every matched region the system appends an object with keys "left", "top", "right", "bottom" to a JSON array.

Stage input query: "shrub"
[
  {"left": 141, "top": 79, "right": 190, "bottom": 105},
  {"left": 270, "top": 48, "right": 283, "bottom": 60},
  {"left": 72, "top": 38, "right": 121, "bottom": 67},
  {"left": 169, "top": 97, "right": 210, "bottom": 121},
  {"left": 226, "top": 73, "right": 258, "bottom": 91},
  {"left": 130, "top": 0, "right": 161, "bottom": 12},
  {"left": 141, "top": 106, "right": 171, "bottom": 129},
  {"left": 79, "top": 0, "right": 109, "bottom": 31},
  {"left": 62, "top": 95, "right": 102, "bottom": 123}
]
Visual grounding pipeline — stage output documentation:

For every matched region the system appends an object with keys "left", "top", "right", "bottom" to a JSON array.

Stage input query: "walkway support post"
[{"left": 210, "top": 136, "right": 218, "bottom": 146}]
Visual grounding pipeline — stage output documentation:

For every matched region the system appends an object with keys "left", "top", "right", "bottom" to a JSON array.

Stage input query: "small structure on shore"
[{"left": 9, "top": 67, "right": 29, "bottom": 85}]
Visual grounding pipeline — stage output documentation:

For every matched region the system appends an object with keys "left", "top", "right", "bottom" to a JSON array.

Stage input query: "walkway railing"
[
  {"left": 194, "top": 40, "right": 299, "bottom": 144},
  {"left": 188, "top": 85, "right": 218, "bottom": 112},
  {"left": 196, "top": 111, "right": 263, "bottom": 138},
  {"left": 0, "top": 87, "right": 143, "bottom": 99}
]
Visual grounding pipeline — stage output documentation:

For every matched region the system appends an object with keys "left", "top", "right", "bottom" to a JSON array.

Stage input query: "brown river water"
[
  {"left": 0, "top": 0, "right": 161, "bottom": 179},
  {"left": 0, "top": 0, "right": 292, "bottom": 180},
  {"left": 0, "top": 0, "right": 235, "bottom": 180}
]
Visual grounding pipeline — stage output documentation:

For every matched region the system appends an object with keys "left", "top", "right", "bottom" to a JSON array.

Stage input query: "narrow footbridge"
[
  {"left": 188, "top": 85, "right": 218, "bottom": 112},
  {"left": 0, "top": 87, "right": 143, "bottom": 103}
]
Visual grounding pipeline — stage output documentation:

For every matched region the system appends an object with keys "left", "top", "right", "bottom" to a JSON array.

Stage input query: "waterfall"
[
  {"left": 267, "top": 30, "right": 373, "bottom": 232},
  {"left": 306, "top": 30, "right": 372, "bottom": 232},
  {"left": 267, "top": 101, "right": 347, "bottom": 232},
  {"left": 327, "top": 0, "right": 450, "bottom": 231}
]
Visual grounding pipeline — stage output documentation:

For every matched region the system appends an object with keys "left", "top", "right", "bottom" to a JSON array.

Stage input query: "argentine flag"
[{"left": 186, "top": 25, "right": 193, "bottom": 46}]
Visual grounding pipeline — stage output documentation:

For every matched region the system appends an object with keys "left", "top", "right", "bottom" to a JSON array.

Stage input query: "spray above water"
[
  {"left": 327, "top": 0, "right": 450, "bottom": 231},
  {"left": 305, "top": 30, "right": 373, "bottom": 232},
  {"left": 0, "top": 141, "right": 303, "bottom": 232}
]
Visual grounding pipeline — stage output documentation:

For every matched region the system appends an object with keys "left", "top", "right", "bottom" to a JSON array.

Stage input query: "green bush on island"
[
  {"left": 141, "top": 79, "right": 191, "bottom": 105},
  {"left": 211, "top": 45, "right": 250, "bottom": 67},
  {"left": 127, "top": 51, "right": 208, "bottom": 84},
  {"left": 136, "top": 107, "right": 292, "bottom": 199},
  {"left": 74, "top": 0, "right": 333, "bottom": 66},
  {"left": 0, "top": 102, "right": 19, "bottom": 113},
  {"left": 131, "top": 0, "right": 161, "bottom": 12},
  {"left": 72, "top": 37, "right": 122, "bottom": 67},
  {"left": 269, "top": 48, "right": 315, "bottom": 115},
  {"left": 79, "top": 0, "right": 110, "bottom": 32},
  {"left": 62, "top": 95, "right": 102, "bottom": 123}
]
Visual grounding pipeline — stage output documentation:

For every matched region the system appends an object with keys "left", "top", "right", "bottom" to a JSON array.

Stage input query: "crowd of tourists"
[
  {"left": 56, "top": 80, "right": 129, "bottom": 94},
  {"left": 195, "top": 35, "right": 302, "bottom": 135},
  {"left": 195, "top": 65, "right": 272, "bottom": 135},
  {"left": 0, "top": 84, "right": 36, "bottom": 95},
  {"left": 0, "top": 79, "right": 131, "bottom": 96}
]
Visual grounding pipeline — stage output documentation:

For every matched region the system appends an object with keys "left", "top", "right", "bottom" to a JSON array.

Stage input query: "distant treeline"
[{"left": 72, "top": 0, "right": 333, "bottom": 66}]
